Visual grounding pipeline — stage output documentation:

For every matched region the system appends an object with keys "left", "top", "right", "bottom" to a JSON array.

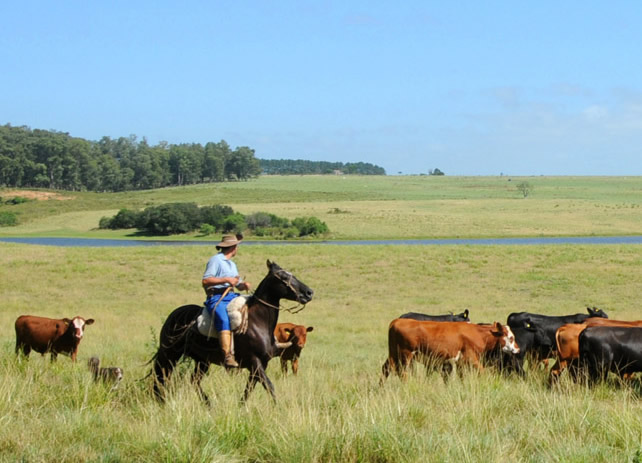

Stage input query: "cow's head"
[
  {"left": 284, "top": 325, "right": 314, "bottom": 349},
  {"left": 522, "top": 318, "right": 553, "bottom": 349},
  {"left": 63, "top": 316, "right": 95, "bottom": 340},
  {"left": 492, "top": 322, "right": 520, "bottom": 354},
  {"left": 587, "top": 306, "right": 608, "bottom": 319},
  {"left": 453, "top": 309, "right": 470, "bottom": 322}
]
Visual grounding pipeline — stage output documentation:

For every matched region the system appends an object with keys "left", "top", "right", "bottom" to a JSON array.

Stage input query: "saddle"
[{"left": 195, "top": 296, "right": 249, "bottom": 338}]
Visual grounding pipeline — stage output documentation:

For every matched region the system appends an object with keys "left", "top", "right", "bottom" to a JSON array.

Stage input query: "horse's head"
[{"left": 266, "top": 260, "right": 314, "bottom": 305}]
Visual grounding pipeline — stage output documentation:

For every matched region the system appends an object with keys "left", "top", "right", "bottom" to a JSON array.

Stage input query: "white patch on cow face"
[
  {"left": 72, "top": 318, "right": 86, "bottom": 339},
  {"left": 501, "top": 326, "right": 520, "bottom": 354}
]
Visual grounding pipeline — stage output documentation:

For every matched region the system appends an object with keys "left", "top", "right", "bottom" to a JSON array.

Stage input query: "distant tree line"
[
  {"left": 99, "top": 202, "right": 329, "bottom": 238},
  {"left": 260, "top": 159, "right": 386, "bottom": 175},
  {"left": 0, "top": 124, "right": 261, "bottom": 192}
]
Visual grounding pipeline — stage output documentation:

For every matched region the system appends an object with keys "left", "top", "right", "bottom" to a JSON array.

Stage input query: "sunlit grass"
[{"left": 2, "top": 243, "right": 642, "bottom": 460}]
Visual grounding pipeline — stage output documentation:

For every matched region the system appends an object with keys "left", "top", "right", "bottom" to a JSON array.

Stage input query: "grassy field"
[
  {"left": 1, "top": 175, "right": 642, "bottom": 240},
  {"left": 1, "top": 176, "right": 642, "bottom": 461},
  {"left": 1, "top": 242, "right": 642, "bottom": 462}
]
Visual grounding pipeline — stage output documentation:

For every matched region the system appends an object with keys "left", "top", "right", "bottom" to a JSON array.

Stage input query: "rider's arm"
[{"left": 202, "top": 275, "right": 240, "bottom": 288}]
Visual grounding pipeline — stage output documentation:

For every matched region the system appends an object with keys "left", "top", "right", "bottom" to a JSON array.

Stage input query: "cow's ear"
[
  {"left": 62, "top": 318, "right": 71, "bottom": 325},
  {"left": 85, "top": 319, "right": 95, "bottom": 325},
  {"left": 492, "top": 321, "right": 503, "bottom": 335},
  {"left": 587, "top": 307, "right": 594, "bottom": 314},
  {"left": 284, "top": 329, "right": 292, "bottom": 336},
  {"left": 463, "top": 309, "right": 469, "bottom": 319},
  {"left": 523, "top": 318, "right": 534, "bottom": 331},
  {"left": 307, "top": 326, "right": 314, "bottom": 332}
]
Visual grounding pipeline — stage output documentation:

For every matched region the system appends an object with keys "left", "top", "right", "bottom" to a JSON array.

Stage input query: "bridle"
[{"left": 255, "top": 269, "right": 308, "bottom": 314}]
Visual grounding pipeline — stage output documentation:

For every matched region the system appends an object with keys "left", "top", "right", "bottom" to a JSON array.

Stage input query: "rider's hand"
[{"left": 228, "top": 276, "right": 240, "bottom": 286}]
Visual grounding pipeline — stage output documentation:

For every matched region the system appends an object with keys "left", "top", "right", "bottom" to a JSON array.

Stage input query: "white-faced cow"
[
  {"left": 15, "top": 315, "right": 94, "bottom": 362},
  {"left": 274, "top": 322, "right": 314, "bottom": 375},
  {"left": 381, "top": 319, "right": 520, "bottom": 384},
  {"left": 506, "top": 306, "right": 608, "bottom": 373}
]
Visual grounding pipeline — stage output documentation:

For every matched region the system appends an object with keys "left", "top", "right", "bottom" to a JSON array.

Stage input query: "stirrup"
[{"left": 224, "top": 353, "right": 239, "bottom": 368}]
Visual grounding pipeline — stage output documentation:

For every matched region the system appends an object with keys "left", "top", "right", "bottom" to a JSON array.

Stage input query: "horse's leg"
[
  {"left": 191, "top": 361, "right": 211, "bottom": 405},
  {"left": 242, "top": 358, "right": 275, "bottom": 403}
]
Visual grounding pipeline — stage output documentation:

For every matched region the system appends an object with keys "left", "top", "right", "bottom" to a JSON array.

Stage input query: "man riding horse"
[{"left": 202, "top": 234, "right": 252, "bottom": 368}]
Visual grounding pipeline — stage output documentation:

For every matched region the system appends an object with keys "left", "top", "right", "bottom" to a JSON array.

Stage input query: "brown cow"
[
  {"left": 15, "top": 315, "right": 94, "bottom": 362},
  {"left": 381, "top": 319, "right": 519, "bottom": 383},
  {"left": 274, "top": 322, "right": 314, "bottom": 375},
  {"left": 551, "top": 318, "right": 642, "bottom": 382}
]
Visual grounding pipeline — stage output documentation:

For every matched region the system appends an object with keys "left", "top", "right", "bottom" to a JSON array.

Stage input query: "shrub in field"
[
  {"left": 0, "top": 210, "right": 17, "bottom": 226},
  {"left": 137, "top": 202, "right": 202, "bottom": 235},
  {"left": 199, "top": 223, "right": 216, "bottom": 236},
  {"left": 97, "top": 203, "right": 331, "bottom": 238},
  {"left": 99, "top": 208, "right": 140, "bottom": 229},
  {"left": 200, "top": 204, "right": 234, "bottom": 230},
  {"left": 5, "top": 196, "right": 31, "bottom": 205},
  {"left": 222, "top": 212, "right": 246, "bottom": 233},
  {"left": 292, "top": 216, "right": 329, "bottom": 237}
]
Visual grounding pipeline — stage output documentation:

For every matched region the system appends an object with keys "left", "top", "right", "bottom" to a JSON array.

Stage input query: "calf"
[
  {"left": 274, "top": 322, "right": 314, "bottom": 375},
  {"left": 381, "top": 319, "right": 519, "bottom": 383},
  {"left": 507, "top": 307, "right": 607, "bottom": 368},
  {"left": 399, "top": 309, "right": 470, "bottom": 322},
  {"left": 88, "top": 356, "right": 124, "bottom": 386},
  {"left": 579, "top": 326, "right": 642, "bottom": 383},
  {"left": 15, "top": 315, "right": 94, "bottom": 362}
]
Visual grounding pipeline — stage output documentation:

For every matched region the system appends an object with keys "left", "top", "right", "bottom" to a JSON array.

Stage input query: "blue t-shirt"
[{"left": 203, "top": 252, "right": 240, "bottom": 290}]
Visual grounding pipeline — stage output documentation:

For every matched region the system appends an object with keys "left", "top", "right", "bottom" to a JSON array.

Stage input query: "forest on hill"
[{"left": 0, "top": 124, "right": 386, "bottom": 192}]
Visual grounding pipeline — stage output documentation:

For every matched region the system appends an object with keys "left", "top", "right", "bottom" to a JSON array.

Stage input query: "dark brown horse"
[{"left": 150, "top": 260, "right": 314, "bottom": 403}]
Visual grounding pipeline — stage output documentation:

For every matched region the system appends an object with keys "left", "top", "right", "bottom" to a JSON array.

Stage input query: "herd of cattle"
[
  {"left": 12, "top": 314, "right": 314, "bottom": 382},
  {"left": 381, "top": 307, "right": 642, "bottom": 385},
  {"left": 12, "top": 307, "right": 642, "bottom": 389}
]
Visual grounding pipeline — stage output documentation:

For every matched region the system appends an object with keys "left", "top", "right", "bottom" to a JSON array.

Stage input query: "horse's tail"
[{"left": 148, "top": 304, "right": 202, "bottom": 400}]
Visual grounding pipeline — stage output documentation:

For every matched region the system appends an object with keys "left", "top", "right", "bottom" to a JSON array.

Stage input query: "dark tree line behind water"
[
  {"left": 0, "top": 124, "right": 261, "bottom": 191},
  {"left": 260, "top": 158, "right": 385, "bottom": 175}
]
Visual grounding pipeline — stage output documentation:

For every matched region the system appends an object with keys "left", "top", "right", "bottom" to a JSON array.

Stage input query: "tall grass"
[{"left": 2, "top": 242, "right": 642, "bottom": 461}]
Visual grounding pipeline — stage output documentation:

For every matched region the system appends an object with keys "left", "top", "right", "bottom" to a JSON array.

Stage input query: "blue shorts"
[{"left": 205, "top": 292, "right": 239, "bottom": 331}]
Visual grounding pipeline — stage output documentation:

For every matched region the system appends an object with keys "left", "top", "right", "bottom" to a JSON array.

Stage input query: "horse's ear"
[{"left": 266, "top": 259, "right": 272, "bottom": 268}]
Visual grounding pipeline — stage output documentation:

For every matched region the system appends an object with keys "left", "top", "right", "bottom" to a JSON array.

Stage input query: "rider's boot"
[{"left": 219, "top": 330, "right": 239, "bottom": 368}]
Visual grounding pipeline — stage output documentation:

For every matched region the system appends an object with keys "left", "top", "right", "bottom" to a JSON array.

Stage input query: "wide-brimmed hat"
[{"left": 216, "top": 234, "right": 243, "bottom": 248}]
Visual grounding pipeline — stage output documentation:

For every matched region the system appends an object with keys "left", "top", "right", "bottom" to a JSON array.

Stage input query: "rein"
[{"left": 254, "top": 270, "right": 307, "bottom": 314}]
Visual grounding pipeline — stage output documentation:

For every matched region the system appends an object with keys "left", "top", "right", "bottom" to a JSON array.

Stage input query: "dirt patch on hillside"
[{"left": 2, "top": 190, "right": 74, "bottom": 201}]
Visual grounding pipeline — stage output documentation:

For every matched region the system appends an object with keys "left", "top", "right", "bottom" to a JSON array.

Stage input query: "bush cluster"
[
  {"left": 0, "top": 211, "right": 18, "bottom": 226},
  {"left": 99, "top": 203, "right": 329, "bottom": 238}
]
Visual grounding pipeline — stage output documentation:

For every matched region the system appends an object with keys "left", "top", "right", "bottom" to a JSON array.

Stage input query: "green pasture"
[
  {"left": 1, "top": 175, "right": 642, "bottom": 240},
  {"left": 1, "top": 242, "right": 642, "bottom": 462}
]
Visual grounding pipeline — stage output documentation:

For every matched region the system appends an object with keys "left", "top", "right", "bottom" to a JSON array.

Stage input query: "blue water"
[{"left": 2, "top": 236, "right": 642, "bottom": 247}]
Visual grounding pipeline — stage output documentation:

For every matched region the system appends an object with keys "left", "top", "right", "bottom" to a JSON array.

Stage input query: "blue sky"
[{"left": 2, "top": 1, "right": 642, "bottom": 175}]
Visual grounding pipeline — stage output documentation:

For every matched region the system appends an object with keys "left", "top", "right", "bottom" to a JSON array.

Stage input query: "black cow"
[
  {"left": 399, "top": 309, "right": 470, "bottom": 322},
  {"left": 506, "top": 307, "right": 608, "bottom": 370},
  {"left": 579, "top": 326, "right": 642, "bottom": 383},
  {"left": 488, "top": 317, "right": 551, "bottom": 375}
]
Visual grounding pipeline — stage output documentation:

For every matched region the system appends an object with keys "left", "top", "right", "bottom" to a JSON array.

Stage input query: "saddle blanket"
[{"left": 196, "top": 296, "right": 248, "bottom": 338}]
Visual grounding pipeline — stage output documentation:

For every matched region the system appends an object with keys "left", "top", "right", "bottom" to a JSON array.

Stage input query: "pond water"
[{"left": 2, "top": 236, "right": 642, "bottom": 247}]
